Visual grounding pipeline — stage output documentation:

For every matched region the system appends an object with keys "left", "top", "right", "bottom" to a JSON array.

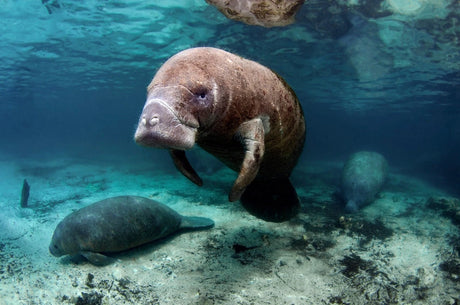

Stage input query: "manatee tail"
[
  {"left": 180, "top": 216, "right": 215, "bottom": 230},
  {"left": 345, "top": 200, "right": 358, "bottom": 213},
  {"left": 240, "top": 177, "right": 300, "bottom": 222}
]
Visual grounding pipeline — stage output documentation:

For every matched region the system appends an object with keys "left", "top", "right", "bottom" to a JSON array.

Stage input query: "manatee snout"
[
  {"left": 134, "top": 98, "right": 198, "bottom": 150},
  {"left": 49, "top": 243, "right": 63, "bottom": 257},
  {"left": 49, "top": 231, "right": 65, "bottom": 257}
]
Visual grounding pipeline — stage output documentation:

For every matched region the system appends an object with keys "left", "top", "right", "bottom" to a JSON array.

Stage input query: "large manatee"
[
  {"left": 341, "top": 151, "right": 388, "bottom": 212},
  {"left": 134, "top": 47, "right": 306, "bottom": 222},
  {"left": 49, "top": 196, "right": 214, "bottom": 265}
]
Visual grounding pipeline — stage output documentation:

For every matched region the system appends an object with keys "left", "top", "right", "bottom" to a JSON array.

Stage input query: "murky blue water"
[
  {"left": 0, "top": 1, "right": 459, "bottom": 304},
  {"left": 1, "top": 1, "right": 458, "bottom": 195}
]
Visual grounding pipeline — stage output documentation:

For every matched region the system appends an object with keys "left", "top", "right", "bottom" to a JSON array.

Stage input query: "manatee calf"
[
  {"left": 49, "top": 196, "right": 214, "bottom": 265},
  {"left": 134, "top": 47, "right": 306, "bottom": 222},
  {"left": 341, "top": 151, "right": 388, "bottom": 212}
]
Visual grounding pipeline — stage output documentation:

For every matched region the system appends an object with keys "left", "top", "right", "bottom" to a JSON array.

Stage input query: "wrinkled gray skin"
[
  {"left": 49, "top": 196, "right": 214, "bottom": 265},
  {"left": 341, "top": 151, "right": 388, "bottom": 212}
]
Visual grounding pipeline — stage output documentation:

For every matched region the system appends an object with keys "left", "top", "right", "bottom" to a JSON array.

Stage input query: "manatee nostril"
[
  {"left": 141, "top": 117, "right": 147, "bottom": 126},
  {"left": 149, "top": 116, "right": 159, "bottom": 126}
]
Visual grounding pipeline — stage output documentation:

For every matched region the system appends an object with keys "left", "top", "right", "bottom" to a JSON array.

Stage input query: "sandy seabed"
[{"left": 0, "top": 153, "right": 459, "bottom": 305}]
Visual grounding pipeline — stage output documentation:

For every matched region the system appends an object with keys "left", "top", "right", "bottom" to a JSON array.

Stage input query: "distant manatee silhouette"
[
  {"left": 341, "top": 151, "right": 388, "bottom": 212},
  {"left": 49, "top": 196, "right": 214, "bottom": 265}
]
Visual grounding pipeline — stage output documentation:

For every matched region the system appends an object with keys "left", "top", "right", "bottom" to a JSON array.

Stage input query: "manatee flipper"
[
  {"left": 170, "top": 149, "right": 203, "bottom": 186},
  {"left": 180, "top": 216, "right": 215, "bottom": 230},
  {"left": 241, "top": 178, "right": 300, "bottom": 222},
  {"left": 229, "top": 118, "right": 265, "bottom": 202},
  {"left": 80, "top": 251, "right": 114, "bottom": 266}
]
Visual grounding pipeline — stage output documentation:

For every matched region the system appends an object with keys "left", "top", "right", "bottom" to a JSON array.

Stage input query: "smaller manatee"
[
  {"left": 206, "top": 0, "right": 305, "bottom": 27},
  {"left": 49, "top": 196, "right": 214, "bottom": 265},
  {"left": 341, "top": 151, "right": 388, "bottom": 212}
]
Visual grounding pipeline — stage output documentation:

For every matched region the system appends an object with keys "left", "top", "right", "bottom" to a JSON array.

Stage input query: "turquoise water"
[{"left": 0, "top": 1, "right": 459, "bottom": 304}]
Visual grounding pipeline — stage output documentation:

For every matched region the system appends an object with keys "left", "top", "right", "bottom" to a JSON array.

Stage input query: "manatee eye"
[{"left": 196, "top": 90, "right": 207, "bottom": 100}]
